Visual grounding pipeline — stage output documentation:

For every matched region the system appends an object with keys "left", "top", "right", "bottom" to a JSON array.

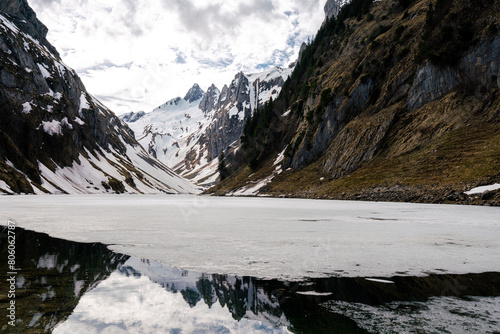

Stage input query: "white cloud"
[{"left": 29, "top": 0, "right": 325, "bottom": 114}]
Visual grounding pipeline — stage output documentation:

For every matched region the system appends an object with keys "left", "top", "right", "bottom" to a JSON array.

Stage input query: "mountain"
[
  {"left": 120, "top": 110, "right": 146, "bottom": 123},
  {"left": 123, "top": 66, "right": 293, "bottom": 186},
  {"left": 0, "top": 0, "right": 199, "bottom": 194},
  {"left": 208, "top": 0, "right": 500, "bottom": 205}
]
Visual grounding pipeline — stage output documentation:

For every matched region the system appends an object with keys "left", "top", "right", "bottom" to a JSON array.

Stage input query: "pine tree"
[{"left": 218, "top": 152, "right": 228, "bottom": 180}]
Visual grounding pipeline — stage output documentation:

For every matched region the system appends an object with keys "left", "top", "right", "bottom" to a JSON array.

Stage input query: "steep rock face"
[
  {"left": 407, "top": 62, "right": 458, "bottom": 110},
  {"left": 324, "top": 0, "right": 343, "bottom": 21},
  {"left": 408, "top": 36, "right": 500, "bottom": 110},
  {"left": 287, "top": 78, "right": 374, "bottom": 170},
  {"left": 205, "top": 72, "right": 251, "bottom": 162},
  {"left": 297, "top": 42, "right": 308, "bottom": 64},
  {"left": 0, "top": 0, "right": 58, "bottom": 56},
  {"left": 322, "top": 111, "right": 396, "bottom": 177},
  {"left": 0, "top": 2, "right": 198, "bottom": 194}
]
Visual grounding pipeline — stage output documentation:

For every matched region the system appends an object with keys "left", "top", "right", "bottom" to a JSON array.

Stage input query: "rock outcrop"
[
  {"left": 199, "top": 84, "right": 220, "bottom": 113},
  {"left": 297, "top": 42, "right": 308, "bottom": 64},
  {"left": 324, "top": 0, "right": 343, "bottom": 21},
  {"left": 0, "top": 0, "right": 58, "bottom": 56},
  {"left": 120, "top": 110, "right": 146, "bottom": 123},
  {"left": 408, "top": 36, "right": 500, "bottom": 110}
]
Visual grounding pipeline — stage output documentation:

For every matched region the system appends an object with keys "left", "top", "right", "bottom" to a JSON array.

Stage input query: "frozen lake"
[
  {"left": 1, "top": 195, "right": 499, "bottom": 280},
  {"left": 1, "top": 227, "right": 499, "bottom": 333}
]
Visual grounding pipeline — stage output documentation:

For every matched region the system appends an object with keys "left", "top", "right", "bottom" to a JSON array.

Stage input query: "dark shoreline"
[{"left": 209, "top": 186, "right": 500, "bottom": 207}]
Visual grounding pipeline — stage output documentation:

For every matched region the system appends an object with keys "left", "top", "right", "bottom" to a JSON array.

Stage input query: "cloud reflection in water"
[{"left": 54, "top": 258, "right": 292, "bottom": 334}]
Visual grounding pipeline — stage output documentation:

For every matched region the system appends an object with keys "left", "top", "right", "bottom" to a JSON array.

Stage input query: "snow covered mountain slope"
[
  {"left": 0, "top": 0, "right": 199, "bottom": 194},
  {"left": 126, "top": 91, "right": 211, "bottom": 182},
  {"left": 123, "top": 66, "right": 293, "bottom": 186}
]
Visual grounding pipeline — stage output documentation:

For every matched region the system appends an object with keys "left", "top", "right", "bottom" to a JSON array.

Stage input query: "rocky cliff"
[
  {"left": 208, "top": 0, "right": 500, "bottom": 205},
  {"left": 0, "top": 0, "right": 199, "bottom": 194},
  {"left": 0, "top": 0, "right": 58, "bottom": 56},
  {"left": 323, "top": 0, "right": 344, "bottom": 22}
]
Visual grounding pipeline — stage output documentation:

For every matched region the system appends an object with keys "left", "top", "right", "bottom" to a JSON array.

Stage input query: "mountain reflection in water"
[
  {"left": 0, "top": 227, "right": 364, "bottom": 333},
  {"left": 1, "top": 227, "right": 499, "bottom": 333}
]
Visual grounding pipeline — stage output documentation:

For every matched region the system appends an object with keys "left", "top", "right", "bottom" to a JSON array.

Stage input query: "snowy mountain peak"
[
  {"left": 199, "top": 84, "right": 220, "bottom": 114},
  {"left": 154, "top": 96, "right": 184, "bottom": 111},
  {"left": 184, "top": 83, "right": 204, "bottom": 103},
  {"left": 121, "top": 111, "right": 146, "bottom": 123}
]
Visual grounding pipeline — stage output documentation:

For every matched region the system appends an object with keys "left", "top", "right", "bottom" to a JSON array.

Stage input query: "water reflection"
[
  {"left": 1, "top": 227, "right": 499, "bottom": 333},
  {"left": 0, "top": 226, "right": 128, "bottom": 333},
  {"left": 0, "top": 227, "right": 364, "bottom": 333},
  {"left": 52, "top": 256, "right": 367, "bottom": 333}
]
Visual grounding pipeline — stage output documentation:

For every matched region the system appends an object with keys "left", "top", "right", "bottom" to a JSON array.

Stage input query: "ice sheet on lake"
[{"left": 1, "top": 195, "right": 499, "bottom": 280}]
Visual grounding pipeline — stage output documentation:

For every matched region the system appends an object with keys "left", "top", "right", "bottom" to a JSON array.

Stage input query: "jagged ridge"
[{"left": 123, "top": 66, "right": 293, "bottom": 186}]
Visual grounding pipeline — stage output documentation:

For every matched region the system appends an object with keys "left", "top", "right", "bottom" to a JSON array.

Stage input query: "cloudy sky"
[{"left": 29, "top": 0, "right": 326, "bottom": 115}]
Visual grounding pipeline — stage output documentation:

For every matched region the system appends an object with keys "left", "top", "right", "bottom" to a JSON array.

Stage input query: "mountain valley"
[{"left": 1, "top": 0, "right": 499, "bottom": 205}]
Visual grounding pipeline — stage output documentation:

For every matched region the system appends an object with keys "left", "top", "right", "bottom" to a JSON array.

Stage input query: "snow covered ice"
[{"left": 1, "top": 195, "right": 499, "bottom": 280}]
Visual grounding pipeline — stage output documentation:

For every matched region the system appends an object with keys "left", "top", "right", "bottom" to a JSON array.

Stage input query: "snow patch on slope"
[
  {"left": 37, "top": 63, "right": 52, "bottom": 78},
  {"left": 228, "top": 148, "right": 286, "bottom": 196},
  {"left": 78, "top": 93, "right": 90, "bottom": 117},
  {"left": 34, "top": 143, "right": 200, "bottom": 195},
  {"left": 22, "top": 102, "right": 32, "bottom": 114},
  {"left": 465, "top": 183, "right": 500, "bottom": 195},
  {"left": 42, "top": 120, "right": 62, "bottom": 136},
  {"left": 0, "top": 180, "right": 13, "bottom": 194}
]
